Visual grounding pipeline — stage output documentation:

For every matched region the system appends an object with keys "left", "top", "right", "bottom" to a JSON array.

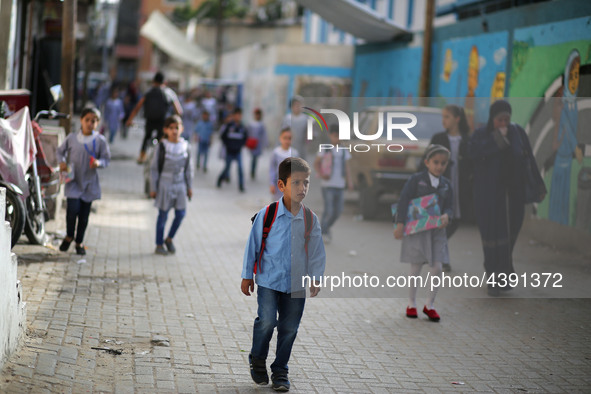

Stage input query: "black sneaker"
[
  {"left": 271, "top": 372, "right": 290, "bottom": 392},
  {"left": 248, "top": 354, "right": 268, "bottom": 385},
  {"left": 164, "top": 238, "right": 176, "bottom": 254},
  {"left": 155, "top": 245, "right": 168, "bottom": 256},
  {"left": 59, "top": 238, "right": 72, "bottom": 252},
  {"left": 75, "top": 244, "right": 86, "bottom": 255}
]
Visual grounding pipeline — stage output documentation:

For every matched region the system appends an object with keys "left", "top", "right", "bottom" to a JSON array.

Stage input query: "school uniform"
[
  {"left": 56, "top": 130, "right": 111, "bottom": 244},
  {"left": 242, "top": 199, "right": 325, "bottom": 374},
  {"left": 396, "top": 170, "right": 453, "bottom": 265},
  {"left": 150, "top": 139, "right": 193, "bottom": 246}
]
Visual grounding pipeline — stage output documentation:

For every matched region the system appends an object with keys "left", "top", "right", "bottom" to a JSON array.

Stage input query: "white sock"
[
  {"left": 408, "top": 263, "right": 423, "bottom": 308},
  {"left": 426, "top": 262, "right": 443, "bottom": 309}
]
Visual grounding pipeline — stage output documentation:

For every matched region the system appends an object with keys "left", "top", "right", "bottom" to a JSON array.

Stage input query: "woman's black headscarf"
[{"left": 486, "top": 99, "right": 512, "bottom": 131}]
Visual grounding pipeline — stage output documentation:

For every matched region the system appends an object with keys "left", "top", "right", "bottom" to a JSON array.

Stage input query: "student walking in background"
[
  {"left": 428, "top": 104, "right": 473, "bottom": 272},
  {"left": 314, "top": 126, "right": 353, "bottom": 244},
  {"left": 217, "top": 108, "right": 248, "bottom": 192},
  {"left": 194, "top": 110, "right": 214, "bottom": 172},
  {"left": 150, "top": 115, "right": 193, "bottom": 256},
  {"left": 126, "top": 71, "right": 183, "bottom": 164},
  {"left": 103, "top": 87, "right": 125, "bottom": 144},
  {"left": 247, "top": 108, "right": 268, "bottom": 180},
  {"left": 281, "top": 96, "right": 308, "bottom": 161},
  {"left": 181, "top": 94, "right": 199, "bottom": 141},
  {"left": 269, "top": 127, "right": 298, "bottom": 201},
  {"left": 57, "top": 107, "right": 111, "bottom": 255},
  {"left": 394, "top": 145, "right": 453, "bottom": 322}
]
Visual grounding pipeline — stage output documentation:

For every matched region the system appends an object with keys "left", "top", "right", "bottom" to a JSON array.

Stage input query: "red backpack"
[{"left": 251, "top": 202, "right": 314, "bottom": 274}]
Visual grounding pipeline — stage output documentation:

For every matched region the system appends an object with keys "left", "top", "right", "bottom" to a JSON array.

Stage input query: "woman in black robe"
[{"left": 469, "top": 100, "right": 546, "bottom": 296}]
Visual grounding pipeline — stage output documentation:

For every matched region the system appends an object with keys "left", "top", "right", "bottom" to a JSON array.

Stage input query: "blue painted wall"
[{"left": 352, "top": 44, "right": 423, "bottom": 101}]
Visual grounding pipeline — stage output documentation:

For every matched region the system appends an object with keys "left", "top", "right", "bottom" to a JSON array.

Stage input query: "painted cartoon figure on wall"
[
  {"left": 549, "top": 49, "right": 583, "bottom": 226},
  {"left": 443, "top": 49, "right": 453, "bottom": 82},
  {"left": 464, "top": 46, "right": 479, "bottom": 131},
  {"left": 490, "top": 72, "right": 506, "bottom": 102}
]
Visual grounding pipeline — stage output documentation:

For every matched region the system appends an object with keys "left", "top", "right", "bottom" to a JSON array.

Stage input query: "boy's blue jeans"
[
  {"left": 321, "top": 187, "right": 345, "bottom": 234},
  {"left": 109, "top": 127, "right": 117, "bottom": 143},
  {"left": 156, "top": 209, "right": 186, "bottom": 245},
  {"left": 197, "top": 141, "right": 210, "bottom": 168},
  {"left": 251, "top": 286, "right": 306, "bottom": 374},
  {"left": 250, "top": 153, "right": 260, "bottom": 178}
]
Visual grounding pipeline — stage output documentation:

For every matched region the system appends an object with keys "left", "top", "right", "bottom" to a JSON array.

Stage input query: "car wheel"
[{"left": 359, "top": 182, "right": 379, "bottom": 220}]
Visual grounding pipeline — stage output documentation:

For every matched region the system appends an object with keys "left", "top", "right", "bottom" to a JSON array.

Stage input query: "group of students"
[{"left": 55, "top": 97, "right": 544, "bottom": 392}]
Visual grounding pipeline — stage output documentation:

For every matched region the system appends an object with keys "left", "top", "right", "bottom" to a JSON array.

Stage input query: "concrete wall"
[
  {"left": 195, "top": 23, "right": 303, "bottom": 54},
  {"left": 0, "top": 188, "right": 27, "bottom": 369}
]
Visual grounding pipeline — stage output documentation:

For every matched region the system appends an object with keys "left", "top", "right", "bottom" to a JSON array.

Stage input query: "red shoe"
[
  {"left": 406, "top": 307, "right": 418, "bottom": 318},
  {"left": 423, "top": 306, "right": 440, "bottom": 321}
]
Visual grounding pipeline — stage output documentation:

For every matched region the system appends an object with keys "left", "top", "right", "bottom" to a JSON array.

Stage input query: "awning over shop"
[
  {"left": 140, "top": 10, "right": 209, "bottom": 68},
  {"left": 295, "top": 0, "right": 408, "bottom": 42}
]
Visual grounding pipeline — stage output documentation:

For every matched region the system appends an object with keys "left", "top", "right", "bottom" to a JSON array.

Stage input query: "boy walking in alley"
[
  {"left": 241, "top": 157, "right": 326, "bottom": 392},
  {"left": 217, "top": 108, "right": 248, "bottom": 192},
  {"left": 126, "top": 71, "right": 183, "bottom": 164},
  {"left": 194, "top": 110, "right": 214, "bottom": 172}
]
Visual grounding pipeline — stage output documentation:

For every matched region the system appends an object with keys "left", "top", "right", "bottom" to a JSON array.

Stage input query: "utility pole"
[
  {"left": 60, "top": 0, "right": 77, "bottom": 134},
  {"left": 214, "top": 0, "right": 225, "bottom": 79},
  {"left": 419, "top": 0, "right": 435, "bottom": 105}
]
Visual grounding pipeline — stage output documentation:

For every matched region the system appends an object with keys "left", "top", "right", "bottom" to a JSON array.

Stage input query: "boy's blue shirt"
[
  {"left": 194, "top": 120, "right": 214, "bottom": 142},
  {"left": 242, "top": 198, "right": 326, "bottom": 294}
]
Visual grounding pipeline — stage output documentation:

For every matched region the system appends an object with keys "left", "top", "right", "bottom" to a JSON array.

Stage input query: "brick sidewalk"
[{"left": 1, "top": 124, "right": 590, "bottom": 393}]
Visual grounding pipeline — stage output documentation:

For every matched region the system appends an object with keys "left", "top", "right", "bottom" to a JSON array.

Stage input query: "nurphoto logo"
[{"left": 303, "top": 107, "right": 418, "bottom": 153}]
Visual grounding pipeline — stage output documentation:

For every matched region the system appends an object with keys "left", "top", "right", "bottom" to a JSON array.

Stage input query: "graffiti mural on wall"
[
  {"left": 436, "top": 31, "right": 509, "bottom": 130},
  {"left": 512, "top": 17, "right": 591, "bottom": 233}
]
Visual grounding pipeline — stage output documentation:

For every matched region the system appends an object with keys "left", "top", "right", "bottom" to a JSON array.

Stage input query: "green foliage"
[
  {"left": 172, "top": 5, "right": 198, "bottom": 23},
  {"left": 511, "top": 41, "right": 531, "bottom": 85},
  {"left": 188, "top": 0, "right": 248, "bottom": 20}
]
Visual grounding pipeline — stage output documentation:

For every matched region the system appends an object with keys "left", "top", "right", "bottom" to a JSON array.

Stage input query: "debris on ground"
[
  {"left": 151, "top": 335, "right": 171, "bottom": 347},
  {"left": 91, "top": 347, "right": 123, "bottom": 355}
]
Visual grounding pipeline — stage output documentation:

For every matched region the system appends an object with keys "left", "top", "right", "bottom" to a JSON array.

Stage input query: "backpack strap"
[
  {"left": 157, "top": 142, "right": 166, "bottom": 175},
  {"left": 302, "top": 204, "right": 314, "bottom": 259},
  {"left": 254, "top": 202, "right": 278, "bottom": 274}
]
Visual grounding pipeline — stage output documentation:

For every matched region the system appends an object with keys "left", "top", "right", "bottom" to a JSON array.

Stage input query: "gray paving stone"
[{"left": 35, "top": 354, "right": 57, "bottom": 376}]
